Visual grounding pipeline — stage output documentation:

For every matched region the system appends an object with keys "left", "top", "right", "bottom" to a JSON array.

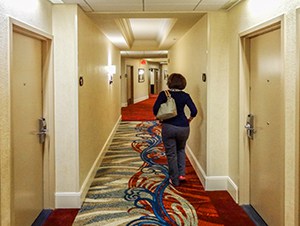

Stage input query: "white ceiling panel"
[
  {"left": 62, "top": 0, "right": 243, "bottom": 12},
  {"left": 121, "top": 50, "right": 168, "bottom": 58},
  {"left": 83, "top": 0, "right": 142, "bottom": 12},
  {"left": 144, "top": 0, "right": 200, "bottom": 4},
  {"left": 130, "top": 18, "right": 172, "bottom": 40},
  {"left": 62, "top": 0, "right": 93, "bottom": 11},
  {"left": 144, "top": 0, "right": 200, "bottom": 11},
  {"left": 195, "top": 0, "right": 241, "bottom": 11}
]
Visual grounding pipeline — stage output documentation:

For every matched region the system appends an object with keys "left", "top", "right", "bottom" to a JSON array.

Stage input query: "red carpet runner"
[{"left": 121, "top": 95, "right": 157, "bottom": 121}]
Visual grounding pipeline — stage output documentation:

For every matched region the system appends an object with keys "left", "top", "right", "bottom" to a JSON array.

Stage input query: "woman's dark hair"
[{"left": 167, "top": 73, "right": 187, "bottom": 90}]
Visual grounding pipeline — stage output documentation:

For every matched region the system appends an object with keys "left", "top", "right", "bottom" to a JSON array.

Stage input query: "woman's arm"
[
  {"left": 186, "top": 94, "right": 198, "bottom": 118},
  {"left": 153, "top": 91, "right": 167, "bottom": 116}
]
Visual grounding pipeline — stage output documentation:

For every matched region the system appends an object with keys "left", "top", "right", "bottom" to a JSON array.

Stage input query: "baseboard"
[
  {"left": 205, "top": 176, "right": 239, "bottom": 201},
  {"left": 185, "top": 146, "right": 206, "bottom": 186},
  {"left": 186, "top": 145, "right": 238, "bottom": 202},
  {"left": 227, "top": 176, "right": 239, "bottom": 203},
  {"left": 205, "top": 176, "right": 229, "bottom": 190},
  {"left": 122, "top": 95, "right": 149, "bottom": 106},
  {"left": 55, "top": 192, "right": 81, "bottom": 208},
  {"left": 134, "top": 95, "right": 149, "bottom": 103},
  {"left": 55, "top": 116, "right": 122, "bottom": 208}
]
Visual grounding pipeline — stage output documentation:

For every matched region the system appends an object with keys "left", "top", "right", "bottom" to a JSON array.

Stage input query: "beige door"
[
  {"left": 249, "top": 28, "right": 284, "bottom": 225},
  {"left": 126, "top": 65, "right": 134, "bottom": 105},
  {"left": 11, "top": 31, "right": 44, "bottom": 226},
  {"left": 154, "top": 69, "right": 159, "bottom": 94}
]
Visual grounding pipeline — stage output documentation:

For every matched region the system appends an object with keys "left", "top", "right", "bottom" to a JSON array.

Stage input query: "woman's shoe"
[
  {"left": 169, "top": 179, "right": 179, "bottom": 186},
  {"left": 179, "top": 175, "right": 186, "bottom": 181}
]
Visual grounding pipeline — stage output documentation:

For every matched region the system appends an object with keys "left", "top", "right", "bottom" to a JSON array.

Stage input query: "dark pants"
[{"left": 162, "top": 123, "right": 190, "bottom": 185}]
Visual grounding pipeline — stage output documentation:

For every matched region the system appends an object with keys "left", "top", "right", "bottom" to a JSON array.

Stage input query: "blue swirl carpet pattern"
[{"left": 73, "top": 121, "right": 254, "bottom": 226}]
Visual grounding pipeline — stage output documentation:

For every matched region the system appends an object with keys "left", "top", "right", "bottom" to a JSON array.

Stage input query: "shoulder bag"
[{"left": 156, "top": 90, "right": 177, "bottom": 120}]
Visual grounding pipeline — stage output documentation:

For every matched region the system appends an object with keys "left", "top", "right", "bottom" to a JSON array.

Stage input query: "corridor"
[{"left": 0, "top": 0, "right": 299, "bottom": 226}]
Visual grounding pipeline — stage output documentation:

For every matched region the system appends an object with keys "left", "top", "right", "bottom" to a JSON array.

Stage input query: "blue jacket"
[{"left": 153, "top": 90, "right": 198, "bottom": 127}]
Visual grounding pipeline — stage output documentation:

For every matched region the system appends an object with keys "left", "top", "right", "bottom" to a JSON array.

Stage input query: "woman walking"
[{"left": 153, "top": 73, "right": 198, "bottom": 186}]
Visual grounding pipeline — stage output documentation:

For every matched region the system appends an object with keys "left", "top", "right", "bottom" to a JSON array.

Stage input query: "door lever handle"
[
  {"left": 244, "top": 123, "right": 254, "bottom": 130},
  {"left": 37, "top": 117, "right": 47, "bottom": 143},
  {"left": 245, "top": 114, "right": 255, "bottom": 139},
  {"left": 35, "top": 128, "right": 48, "bottom": 135}
]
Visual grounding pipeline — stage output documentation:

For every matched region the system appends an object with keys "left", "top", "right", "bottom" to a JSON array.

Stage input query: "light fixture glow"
[
  {"left": 138, "top": 68, "right": 145, "bottom": 75},
  {"left": 106, "top": 65, "right": 116, "bottom": 84},
  {"left": 48, "top": 0, "right": 64, "bottom": 3},
  {"left": 106, "top": 65, "right": 116, "bottom": 75}
]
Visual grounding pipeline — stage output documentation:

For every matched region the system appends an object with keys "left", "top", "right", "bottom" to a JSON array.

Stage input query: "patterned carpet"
[{"left": 72, "top": 121, "right": 254, "bottom": 226}]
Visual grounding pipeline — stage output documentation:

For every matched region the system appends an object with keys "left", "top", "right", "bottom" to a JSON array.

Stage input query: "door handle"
[
  {"left": 36, "top": 129, "right": 47, "bottom": 135},
  {"left": 245, "top": 114, "right": 255, "bottom": 139},
  {"left": 37, "top": 117, "right": 47, "bottom": 144}
]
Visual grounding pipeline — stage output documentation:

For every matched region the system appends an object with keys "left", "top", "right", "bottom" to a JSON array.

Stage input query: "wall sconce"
[{"left": 106, "top": 65, "right": 116, "bottom": 84}]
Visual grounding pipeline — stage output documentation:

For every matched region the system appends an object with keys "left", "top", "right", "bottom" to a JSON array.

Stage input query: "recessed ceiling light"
[{"left": 48, "top": 0, "right": 64, "bottom": 3}]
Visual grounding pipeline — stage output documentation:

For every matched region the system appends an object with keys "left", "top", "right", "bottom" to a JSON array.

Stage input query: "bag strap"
[{"left": 164, "top": 90, "right": 171, "bottom": 98}]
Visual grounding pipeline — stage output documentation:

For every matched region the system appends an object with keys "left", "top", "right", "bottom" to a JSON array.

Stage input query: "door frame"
[
  {"left": 154, "top": 68, "right": 160, "bottom": 94},
  {"left": 238, "top": 16, "right": 283, "bottom": 205},
  {"left": 8, "top": 18, "right": 55, "bottom": 213},
  {"left": 297, "top": 8, "right": 300, "bottom": 225},
  {"left": 148, "top": 68, "right": 160, "bottom": 95}
]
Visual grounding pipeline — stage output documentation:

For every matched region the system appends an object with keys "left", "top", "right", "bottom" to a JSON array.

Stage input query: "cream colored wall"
[
  {"left": 1, "top": 0, "right": 298, "bottom": 224},
  {"left": 161, "top": 64, "right": 168, "bottom": 90},
  {"left": 124, "top": 58, "right": 149, "bottom": 103},
  {"left": 0, "top": 0, "right": 53, "bottom": 225},
  {"left": 53, "top": 5, "right": 121, "bottom": 207},
  {"left": 229, "top": 0, "right": 299, "bottom": 225},
  {"left": 77, "top": 7, "right": 121, "bottom": 188},
  {"left": 206, "top": 12, "right": 229, "bottom": 177},
  {"left": 52, "top": 5, "right": 80, "bottom": 207},
  {"left": 298, "top": 8, "right": 300, "bottom": 224},
  {"left": 168, "top": 14, "right": 209, "bottom": 176},
  {"left": 169, "top": 5, "right": 299, "bottom": 225}
]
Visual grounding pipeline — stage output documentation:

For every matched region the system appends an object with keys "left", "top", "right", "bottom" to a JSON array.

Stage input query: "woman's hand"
[{"left": 188, "top": 117, "right": 194, "bottom": 123}]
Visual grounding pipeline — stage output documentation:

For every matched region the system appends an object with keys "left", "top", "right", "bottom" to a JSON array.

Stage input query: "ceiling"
[{"left": 50, "top": 0, "right": 242, "bottom": 59}]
